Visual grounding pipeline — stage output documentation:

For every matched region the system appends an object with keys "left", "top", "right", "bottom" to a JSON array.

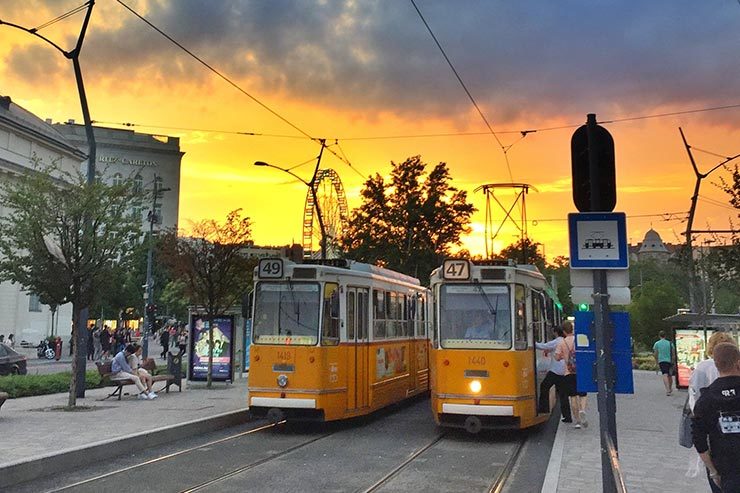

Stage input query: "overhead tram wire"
[
  {"left": 90, "top": 120, "right": 304, "bottom": 139},
  {"left": 527, "top": 211, "right": 687, "bottom": 224},
  {"left": 115, "top": 0, "right": 366, "bottom": 179},
  {"left": 32, "top": 2, "right": 89, "bottom": 32},
  {"left": 409, "top": 0, "right": 516, "bottom": 183}
]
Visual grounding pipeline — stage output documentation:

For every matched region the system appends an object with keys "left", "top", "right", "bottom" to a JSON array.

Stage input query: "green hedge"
[
  {"left": 0, "top": 371, "right": 104, "bottom": 398},
  {"left": 633, "top": 352, "right": 659, "bottom": 371}
]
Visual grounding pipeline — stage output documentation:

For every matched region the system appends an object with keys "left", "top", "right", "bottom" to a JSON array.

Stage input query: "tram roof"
[{"left": 287, "top": 258, "right": 421, "bottom": 286}]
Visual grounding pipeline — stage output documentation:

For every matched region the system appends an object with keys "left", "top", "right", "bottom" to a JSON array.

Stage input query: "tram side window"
[
  {"left": 514, "top": 285, "right": 527, "bottom": 350},
  {"left": 417, "top": 296, "right": 427, "bottom": 338},
  {"left": 322, "top": 283, "right": 340, "bottom": 346},
  {"left": 533, "top": 292, "right": 545, "bottom": 344},
  {"left": 387, "top": 292, "right": 397, "bottom": 338},
  {"left": 408, "top": 295, "right": 416, "bottom": 337},
  {"left": 358, "top": 290, "right": 369, "bottom": 340},
  {"left": 374, "top": 290, "right": 386, "bottom": 339},
  {"left": 347, "top": 290, "right": 356, "bottom": 340}
]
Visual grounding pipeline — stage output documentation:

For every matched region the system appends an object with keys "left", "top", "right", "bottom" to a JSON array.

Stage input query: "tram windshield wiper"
[{"left": 474, "top": 281, "right": 498, "bottom": 334}]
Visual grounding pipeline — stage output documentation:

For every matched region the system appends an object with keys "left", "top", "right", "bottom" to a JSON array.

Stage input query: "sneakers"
[
  {"left": 667, "top": 390, "right": 672, "bottom": 396},
  {"left": 561, "top": 418, "right": 573, "bottom": 423},
  {"left": 147, "top": 392, "right": 158, "bottom": 399},
  {"left": 574, "top": 423, "right": 582, "bottom": 429},
  {"left": 579, "top": 410, "right": 588, "bottom": 428},
  {"left": 138, "top": 393, "right": 149, "bottom": 400}
]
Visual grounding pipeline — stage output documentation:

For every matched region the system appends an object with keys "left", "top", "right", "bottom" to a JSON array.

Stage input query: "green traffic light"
[{"left": 578, "top": 303, "right": 589, "bottom": 311}]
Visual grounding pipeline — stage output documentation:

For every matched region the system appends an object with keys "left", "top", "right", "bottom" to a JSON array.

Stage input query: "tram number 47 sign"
[
  {"left": 443, "top": 259, "right": 471, "bottom": 280},
  {"left": 258, "top": 258, "right": 283, "bottom": 279}
]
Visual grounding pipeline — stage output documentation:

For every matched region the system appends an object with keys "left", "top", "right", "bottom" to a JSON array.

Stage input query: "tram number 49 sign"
[
  {"left": 258, "top": 258, "right": 284, "bottom": 279},
  {"left": 443, "top": 259, "right": 471, "bottom": 280}
]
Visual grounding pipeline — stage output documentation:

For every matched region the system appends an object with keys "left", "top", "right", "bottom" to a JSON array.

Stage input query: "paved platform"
[
  {"left": 543, "top": 370, "right": 709, "bottom": 493},
  {"left": 0, "top": 377, "right": 250, "bottom": 488}
]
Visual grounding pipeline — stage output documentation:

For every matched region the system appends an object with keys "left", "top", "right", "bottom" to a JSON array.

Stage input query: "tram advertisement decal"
[
  {"left": 189, "top": 315, "right": 234, "bottom": 381},
  {"left": 675, "top": 329, "right": 712, "bottom": 389},
  {"left": 376, "top": 346, "right": 407, "bottom": 380}
]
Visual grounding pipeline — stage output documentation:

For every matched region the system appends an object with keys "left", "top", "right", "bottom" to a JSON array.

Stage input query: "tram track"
[
  {"left": 44, "top": 420, "right": 288, "bottom": 493},
  {"left": 487, "top": 437, "right": 526, "bottom": 493}
]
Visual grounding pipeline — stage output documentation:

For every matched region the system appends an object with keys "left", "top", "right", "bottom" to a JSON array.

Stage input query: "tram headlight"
[
  {"left": 469, "top": 380, "right": 482, "bottom": 394},
  {"left": 277, "top": 374, "right": 289, "bottom": 388}
]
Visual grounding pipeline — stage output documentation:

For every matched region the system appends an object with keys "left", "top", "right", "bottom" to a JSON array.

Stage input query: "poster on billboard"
[
  {"left": 674, "top": 329, "right": 712, "bottom": 389},
  {"left": 189, "top": 315, "right": 234, "bottom": 381}
]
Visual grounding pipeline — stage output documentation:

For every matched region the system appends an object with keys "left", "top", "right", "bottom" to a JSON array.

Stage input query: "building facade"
[{"left": 0, "top": 95, "right": 183, "bottom": 343}]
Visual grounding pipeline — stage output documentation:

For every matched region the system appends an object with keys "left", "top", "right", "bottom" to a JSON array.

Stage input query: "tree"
[
  {"left": 496, "top": 237, "right": 546, "bottom": 272},
  {"left": 341, "top": 155, "right": 475, "bottom": 284},
  {"left": 628, "top": 279, "right": 684, "bottom": 348},
  {"left": 544, "top": 255, "right": 574, "bottom": 316},
  {"left": 0, "top": 159, "right": 143, "bottom": 406},
  {"left": 161, "top": 209, "right": 255, "bottom": 387}
]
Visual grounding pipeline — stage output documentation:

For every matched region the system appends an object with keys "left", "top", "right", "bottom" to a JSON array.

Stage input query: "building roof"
[
  {"left": 663, "top": 312, "right": 740, "bottom": 329},
  {"left": 638, "top": 228, "right": 669, "bottom": 253},
  {"left": 0, "top": 95, "right": 85, "bottom": 158}
]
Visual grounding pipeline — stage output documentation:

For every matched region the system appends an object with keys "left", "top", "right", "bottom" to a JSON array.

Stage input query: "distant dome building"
[{"left": 638, "top": 229, "right": 670, "bottom": 262}]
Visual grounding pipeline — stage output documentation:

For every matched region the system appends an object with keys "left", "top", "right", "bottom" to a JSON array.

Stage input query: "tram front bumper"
[
  {"left": 250, "top": 397, "right": 316, "bottom": 409},
  {"left": 441, "top": 403, "right": 513, "bottom": 416}
]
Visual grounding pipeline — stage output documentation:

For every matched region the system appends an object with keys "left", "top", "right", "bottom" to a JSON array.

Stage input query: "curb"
[
  {"left": 0, "top": 408, "right": 251, "bottom": 490},
  {"left": 541, "top": 419, "right": 565, "bottom": 493}
]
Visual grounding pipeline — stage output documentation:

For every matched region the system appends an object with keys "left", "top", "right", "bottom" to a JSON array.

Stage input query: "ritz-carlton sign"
[{"left": 99, "top": 155, "right": 158, "bottom": 167}]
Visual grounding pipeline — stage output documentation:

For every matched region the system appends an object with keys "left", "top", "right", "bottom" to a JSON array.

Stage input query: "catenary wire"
[
  {"left": 33, "top": 1, "right": 89, "bottom": 32},
  {"left": 115, "top": 0, "right": 365, "bottom": 178},
  {"left": 409, "top": 0, "right": 515, "bottom": 183}
]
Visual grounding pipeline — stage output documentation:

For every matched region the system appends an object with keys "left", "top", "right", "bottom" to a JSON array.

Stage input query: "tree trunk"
[
  {"left": 207, "top": 313, "right": 214, "bottom": 388},
  {"left": 68, "top": 304, "right": 80, "bottom": 407}
]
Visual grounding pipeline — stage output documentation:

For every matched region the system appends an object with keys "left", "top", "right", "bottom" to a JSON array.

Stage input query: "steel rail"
[
  {"left": 360, "top": 432, "right": 447, "bottom": 493},
  {"left": 179, "top": 431, "right": 336, "bottom": 493},
  {"left": 487, "top": 437, "right": 526, "bottom": 493},
  {"left": 44, "top": 420, "right": 281, "bottom": 492}
]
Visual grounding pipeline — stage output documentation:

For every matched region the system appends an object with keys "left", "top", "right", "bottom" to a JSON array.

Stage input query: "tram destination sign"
[{"left": 568, "top": 212, "right": 628, "bottom": 269}]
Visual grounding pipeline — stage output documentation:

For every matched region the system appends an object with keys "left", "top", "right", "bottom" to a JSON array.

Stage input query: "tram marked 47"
[
  {"left": 429, "top": 259, "right": 563, "bottom": 433},
  {"left": 247, "top": 258, "right": 430, "bottom": 422}
]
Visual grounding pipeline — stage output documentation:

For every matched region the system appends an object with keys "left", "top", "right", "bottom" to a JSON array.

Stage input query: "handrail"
[{"left": 605, "top": 433, "right": 628, "bottom": 493}]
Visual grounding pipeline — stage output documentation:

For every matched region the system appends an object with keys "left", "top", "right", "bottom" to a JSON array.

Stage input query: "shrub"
[{"left": 0, "top": 371, "right": 103, "bottom": 398}]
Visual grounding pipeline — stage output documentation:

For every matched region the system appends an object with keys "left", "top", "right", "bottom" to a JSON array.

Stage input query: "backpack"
[{"left": 565, "top": 337, "right": 576, "bottom": 374}]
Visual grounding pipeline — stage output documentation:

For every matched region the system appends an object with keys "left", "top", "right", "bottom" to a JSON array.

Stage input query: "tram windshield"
[
  {"left": 253, "top": 282, "right": 320, "bottom": 345},
  {"left": 438, "top": 284, "right": 512, "bottom": 349}
]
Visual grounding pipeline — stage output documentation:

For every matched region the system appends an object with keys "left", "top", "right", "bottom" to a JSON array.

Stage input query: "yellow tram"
[
  {"left": 247, "top": 258, "right": 430, "bottom": 422},
  {"left": 429, "top": 259, "right": 562, "bottom": 432}
]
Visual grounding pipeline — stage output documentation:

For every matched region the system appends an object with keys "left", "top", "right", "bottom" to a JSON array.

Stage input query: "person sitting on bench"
[{"left": 112, "top": 344, "right": 157, "bottom": 400}]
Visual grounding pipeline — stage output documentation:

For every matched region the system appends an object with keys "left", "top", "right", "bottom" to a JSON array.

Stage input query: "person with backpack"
[
  {"left": 692, "top": 343, "right": 740, "bottom": 492},
  {"left": 535, "top": 325, "right": 572, "bottom": 422},
  {"left": 555, "top": 320, "right": 589, "bottom": 429}
]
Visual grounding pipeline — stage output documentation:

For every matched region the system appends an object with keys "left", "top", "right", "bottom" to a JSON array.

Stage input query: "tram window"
[
  {"left": 374, "top": 290, "right": 386, "bottom": 339},
  {"left": 439, "top": 285, "right": 511, "bottom": 349},
  {"left": 322, "top": 283, "right": 340, "bottom": 346},
  {"left": 358, "top": 290, "right": 369, "bottom": 340},
  {"left": 533, "top": 292, "right": 545, "bottom": 343},
  {"left": 387, "top": 292, "right": 398, "bottom": 338},
  {"left": 347, "top": 290, "right": 356, "bottom": 340},
  {"left": 514, "top": 285, "right": 527, "bottom": 350}
]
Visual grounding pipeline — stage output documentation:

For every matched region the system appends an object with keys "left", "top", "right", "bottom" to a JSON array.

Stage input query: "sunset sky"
[{"left": 2, "top": 0, "right": 739, "bottom": 261}]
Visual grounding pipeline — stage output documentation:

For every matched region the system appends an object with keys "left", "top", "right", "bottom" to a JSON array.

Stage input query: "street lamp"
[
  {"left": 680, "top": 127, "right": 740, "bottom": 312},
  {"left": 255, "top": 139, "right": 327, "bottom": 260}
]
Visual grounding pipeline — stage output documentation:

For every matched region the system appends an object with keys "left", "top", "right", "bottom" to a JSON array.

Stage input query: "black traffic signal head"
[{"left": 571, "top": 116, "right": 616, "bottom": 212}]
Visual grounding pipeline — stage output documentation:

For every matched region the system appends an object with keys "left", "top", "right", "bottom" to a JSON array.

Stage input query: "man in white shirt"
[{"left": 536, "top": 325, "right": 571, "bottom": 422}]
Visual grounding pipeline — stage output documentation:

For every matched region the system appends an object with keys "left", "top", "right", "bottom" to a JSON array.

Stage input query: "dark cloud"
[{"left": 7, "top": 0, "right": 740, "bottom": 124}]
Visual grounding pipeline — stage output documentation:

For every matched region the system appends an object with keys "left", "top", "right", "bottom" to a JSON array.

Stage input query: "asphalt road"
[{"left": 9, "top": 397, "right": 559, "bottom": 493}]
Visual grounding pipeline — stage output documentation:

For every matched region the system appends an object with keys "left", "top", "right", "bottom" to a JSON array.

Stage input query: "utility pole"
[{"left": 143, "top": 175, "right": 170, "bottom": 358}]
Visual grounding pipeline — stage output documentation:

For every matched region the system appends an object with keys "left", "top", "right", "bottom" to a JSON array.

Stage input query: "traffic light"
[
  {"left": 571, "top": 114, "right": 616, "bottom": 212},
  {"left": 578, "top": 303, "right": 589, "bottom": 312}
]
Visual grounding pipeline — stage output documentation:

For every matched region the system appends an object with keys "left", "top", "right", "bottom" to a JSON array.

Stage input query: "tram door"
[{"left": 346, "top": 288, "right": 369, "bottom": 410}]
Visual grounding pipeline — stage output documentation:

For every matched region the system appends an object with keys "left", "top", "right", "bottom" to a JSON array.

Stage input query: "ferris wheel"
[{"left": 302, "top": 168, "right": 349, "bottom": 259}]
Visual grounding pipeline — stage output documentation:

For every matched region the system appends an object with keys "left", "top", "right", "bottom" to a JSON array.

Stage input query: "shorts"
[
  {"left": 659, "top": 362, "right": 672, "bottom": 375},
  {"left": 563, "top": 374, "right": 587, "bottom": 397}
]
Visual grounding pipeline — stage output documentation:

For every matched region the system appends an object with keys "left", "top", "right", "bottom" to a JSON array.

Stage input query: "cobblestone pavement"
[{"left": 546, "top": 370, "right": 710, "bottom": 493}]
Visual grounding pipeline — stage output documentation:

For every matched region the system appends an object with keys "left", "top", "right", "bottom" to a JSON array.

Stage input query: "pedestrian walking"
[
  {"left": 688, "top": 332, "right": 737, "bottom": 492},
  {"left": 177, "top": 329, "right": 187, "bottom": 355},
  {"left": 535, "top": 324, "right": 571, "bottom": 422},
  {"left": 92, "top": 325, "right": 102, "bottom": 361},
  {"left": 86, "top": 324, "right": 95, "bottom": 361},
  {"left": 555, "top": 320, "right": 588, "bottom": 429},
  {"left": 100, "top": 325, "right": 112, "bottom": 360},
  {"left": 7, "top": 333, "right": 15, "bottom": 348},
  {"left": 691, "top": 343, "right": 740, "bottom": 493},
  {"left": 160, "top": 328, "right": 170, "bottom": 360},
  {"left": 653, "top": 330, "right": 676, "bottom": 396}
]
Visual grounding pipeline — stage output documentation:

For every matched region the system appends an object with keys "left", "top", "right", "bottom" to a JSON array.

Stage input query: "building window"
[
  {"left": 134, "top": 174, "right": 143, "bottom": 193},
  {"left": 29, "top": 294, "right": 41, "bottom": 312},
  {"left": 154, "top": 175, "right": 163, "bottom": 193},
  {"left": 113, "top": 173, "right": 123, "bottom": 186}
]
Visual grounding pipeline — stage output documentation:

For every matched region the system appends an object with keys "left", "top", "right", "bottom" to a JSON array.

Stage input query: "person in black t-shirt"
[{"left": 692, "top": 342, "right": 740, "bottom": 493}]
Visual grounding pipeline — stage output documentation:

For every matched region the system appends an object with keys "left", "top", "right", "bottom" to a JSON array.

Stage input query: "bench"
[
  {"left": 96, "top": 354, "right": 182, "bottom": 400},
  {"left": 0, "top": 391, "right": 7, "bottom": 410}
]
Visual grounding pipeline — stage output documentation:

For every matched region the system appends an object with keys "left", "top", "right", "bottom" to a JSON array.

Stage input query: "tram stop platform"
[
  {"left": 542, "top": 369, "right": 709, "bottom": 493},
  {"left": 0, "top": 377, "right": 250, "bottom": 489}
]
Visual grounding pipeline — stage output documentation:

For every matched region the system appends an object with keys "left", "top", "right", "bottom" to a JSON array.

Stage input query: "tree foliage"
[
  {"left": 160, "top": 209, "right": 256, "bottom": 386},
  {"left": 341, "top": 155, "right": 475, "bottom": 284},
  {"left": 495, "top": 237, "right": 546, "bottom": 272},
  {"left": 0, "top": 159, "right": 143, "bottom": 405}
]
